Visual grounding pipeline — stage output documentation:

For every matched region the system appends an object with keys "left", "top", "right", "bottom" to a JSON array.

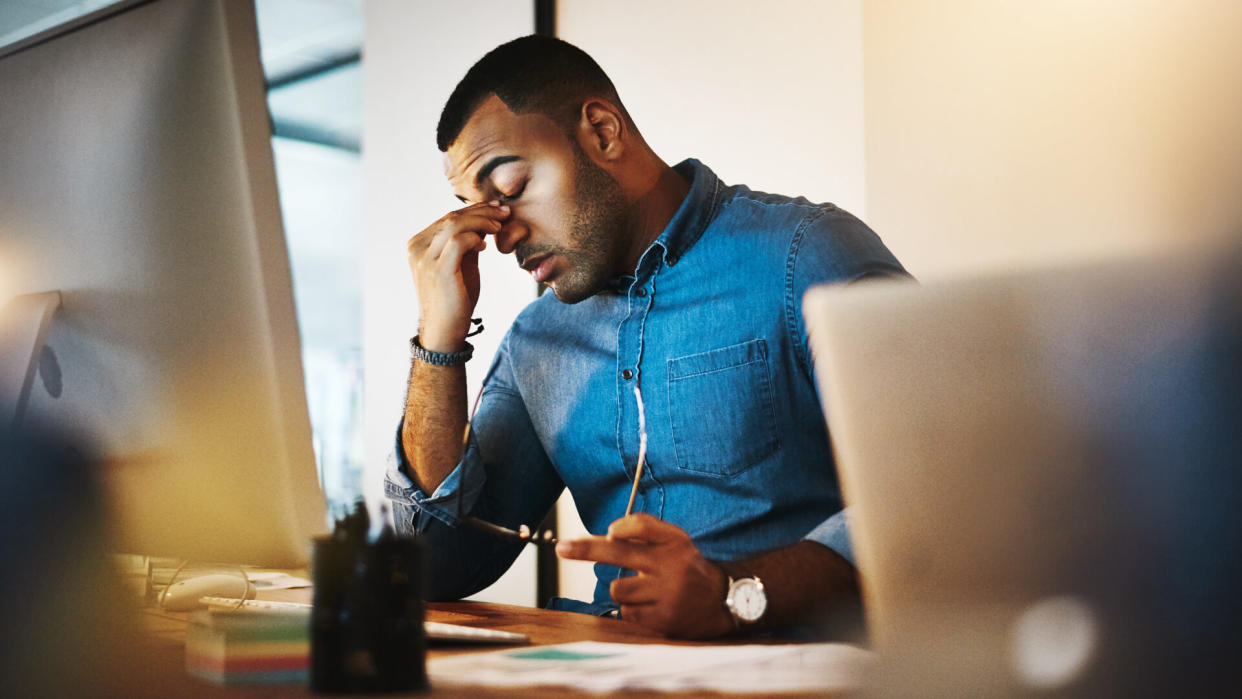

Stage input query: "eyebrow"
[
  {"left": 475, "top": 155, "right": 521, "bottom": 189},
  {"left": 454, "top": 155, "right": 523, "bottom": 204}
]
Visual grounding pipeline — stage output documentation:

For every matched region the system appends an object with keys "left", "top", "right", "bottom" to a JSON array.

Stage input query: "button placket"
[{"left": 615, "top": 271, "right": 656, "bottom": 492}]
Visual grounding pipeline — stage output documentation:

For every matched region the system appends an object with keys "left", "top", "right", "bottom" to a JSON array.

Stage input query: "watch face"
[{"left": 731, "top": 578, "right": 767, "bottom": 622}]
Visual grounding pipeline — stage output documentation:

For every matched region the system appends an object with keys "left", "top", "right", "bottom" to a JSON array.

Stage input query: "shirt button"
[
  {"left": 622, "top": 369, "right": 634, "bottom": 380},
  {"left": 635, "top": 288, "right": 648, "bottom": 298}
]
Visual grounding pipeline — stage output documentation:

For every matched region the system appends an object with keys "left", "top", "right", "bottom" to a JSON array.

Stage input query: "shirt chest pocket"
[{"left": 666, "top": 338, "right": 780, "bottom": 477}]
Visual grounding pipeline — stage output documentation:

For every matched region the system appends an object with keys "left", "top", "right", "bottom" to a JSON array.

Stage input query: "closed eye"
[{"left": 498, "top": 181, "right": 526, "bottom": 203}]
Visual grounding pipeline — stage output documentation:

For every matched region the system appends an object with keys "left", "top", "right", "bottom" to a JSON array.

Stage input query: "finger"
[
  {"left": 452, "top": 202, "right": 511, "bottom": 228},
  {"left": 424, "top": 214, "right": 502, "bottom": 259},
  {"left": 413, "top": 205, "right": 508, "bottom": 259},
  {"left": 619, "top": 603, "right": 655, "bottom": 626},
  {"left": 620, "top": 602, "right": 678, "bottom": 635},
  {"left": 555, "top": 536, "right": 662, "bottom": 573},
  {"left": 425, "top": 218, "right": 496, "bottom": 266},
  {"left": 456, "top": 199, "right": 511, "bottom": 217},
  {"left": 609, "top": 574, "right": 659, "bottom": 605},
  {"left": 460, "top": 207, "right": 510, "bottom": 227},
  {"left": 427, "top": 232, "right": 489, "bottom": 284},
  {"left": 606, "top": 513, "right": 689, "bottom": 545},
  {"left": 409, "top": 203, "right": 502, "bottom": 248}
]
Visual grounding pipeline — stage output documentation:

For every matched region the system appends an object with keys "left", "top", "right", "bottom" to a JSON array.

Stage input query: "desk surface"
[{"left": 128, "top": 588, "right": 855, "bottom": 698}]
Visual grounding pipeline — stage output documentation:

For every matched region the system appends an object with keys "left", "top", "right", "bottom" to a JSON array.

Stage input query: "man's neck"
[{"left": 621, "top": 162, "right": 692, "bottom": 273}]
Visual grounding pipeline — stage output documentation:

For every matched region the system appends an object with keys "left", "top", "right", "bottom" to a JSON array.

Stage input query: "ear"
[{"left": 575, "top": 99, "right": 626, "bottom": 163}]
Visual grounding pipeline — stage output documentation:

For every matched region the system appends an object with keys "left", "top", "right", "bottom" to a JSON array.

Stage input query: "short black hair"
[{"left": 436, "top": 35, "right": 625, "bottom": 152}]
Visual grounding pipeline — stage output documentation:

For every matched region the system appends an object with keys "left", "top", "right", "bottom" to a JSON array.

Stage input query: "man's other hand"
[
  {"left": 406, "top": 201, "right": 510, "bottom": 352},
  {"left": 555, "top": 514, "right": 734, "bottom": 639}
]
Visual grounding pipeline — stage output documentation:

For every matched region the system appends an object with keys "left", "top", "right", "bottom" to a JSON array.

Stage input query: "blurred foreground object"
[
  {"left": 806, "top": 247, "right": 1242, "bottom": 696},
  {"left": 0, "top": 424, "right": 140, "bottom": 696},
  {"left": 311, "top": 503, "right": 427, "bottom": 693}
]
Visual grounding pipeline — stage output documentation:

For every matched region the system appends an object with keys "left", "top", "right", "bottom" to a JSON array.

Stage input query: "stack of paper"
[
  {"left": 428, "top": 641, "right": 875, "bottom": 693},
  {"left": 184, "top": 608, "right": 310, "bottom": 685}
]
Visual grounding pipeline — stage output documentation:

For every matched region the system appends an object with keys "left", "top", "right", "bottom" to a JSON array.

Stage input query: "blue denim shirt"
[{"left": 385, "top": 159, "right": 906, "bottom": 610}]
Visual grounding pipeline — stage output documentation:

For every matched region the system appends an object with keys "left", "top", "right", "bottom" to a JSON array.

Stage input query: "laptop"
[{"left": 803, "top": 251, "right": 1241, "bottom": 697}]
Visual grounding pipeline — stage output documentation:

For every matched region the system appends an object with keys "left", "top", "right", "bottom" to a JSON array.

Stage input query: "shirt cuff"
[
  {"left": 383, "top": 421, "right": 485, "bottom": 530},
  {"left": 803, "top": 508, "right": 854, "bottom": 566}
]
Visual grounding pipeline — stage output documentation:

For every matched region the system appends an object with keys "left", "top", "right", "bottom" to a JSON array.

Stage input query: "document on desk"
[{"left": 427, "top": 641, "right": 874, "bottom": 693}]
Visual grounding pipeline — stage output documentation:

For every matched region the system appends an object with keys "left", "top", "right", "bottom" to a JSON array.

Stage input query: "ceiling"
[
  {"left": 256, "top": 0, "right": 362, "bottom": 150},
  {"left": 0, "top": 0, "right": 363, "bottom": 151},
  {"left": 0, "top": 0, "right": 115, "bottom": 46}
]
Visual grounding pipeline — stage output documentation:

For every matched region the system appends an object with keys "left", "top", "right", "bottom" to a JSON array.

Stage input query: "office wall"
[
  {"left": 363, "top": 0, "right": 538, "bottom": 605},
  {"left": 863, "top": 0, "right": 1242, "bottom": 279},
  {"left": 559, "top": 0, "right": 867, "bottom": 214},
  {"left": 556, "top": 0, "right": 867, "bottom": 605}
]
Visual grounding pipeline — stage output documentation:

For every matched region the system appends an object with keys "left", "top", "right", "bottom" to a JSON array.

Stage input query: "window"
[{"left": 258, "top": 0, "right": 364, "bottom": 513}]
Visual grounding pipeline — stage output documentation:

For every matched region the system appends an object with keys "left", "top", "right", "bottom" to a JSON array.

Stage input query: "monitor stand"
[{"left": 0, "top": 291, "right": 62, "bottom": 430}]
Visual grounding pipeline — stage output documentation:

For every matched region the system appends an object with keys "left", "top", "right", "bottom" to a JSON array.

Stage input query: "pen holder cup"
[{"left": 310, "top": 534, "right": 427, "bottom": 694}]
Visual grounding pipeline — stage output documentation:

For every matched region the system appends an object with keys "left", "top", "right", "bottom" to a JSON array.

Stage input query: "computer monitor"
[{"left": 0, "top": 0, "right": 327, "bottom": 567}]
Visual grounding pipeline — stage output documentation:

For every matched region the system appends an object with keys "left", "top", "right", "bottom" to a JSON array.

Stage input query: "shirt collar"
[
  {"left": 651, "top": 158, "right": 721, "bottom": 268},
  {"left": 603, "top": 159, "right": 721, "bottom": 293}
]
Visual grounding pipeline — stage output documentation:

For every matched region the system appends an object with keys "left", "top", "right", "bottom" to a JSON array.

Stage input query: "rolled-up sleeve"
[
  {"left": 384, "top": 334, "right": 564, "bottom": 600},
  {"left": 803, "top": 507, "right": 854, "bottom": 566},
  {"left": 385, "top": 421, "right": 486, "bottom": 532}
]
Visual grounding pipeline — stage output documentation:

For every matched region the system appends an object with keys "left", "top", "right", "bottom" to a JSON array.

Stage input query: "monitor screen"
[{"left": 0, "top": 0, "right": 327, "bottom": 566}]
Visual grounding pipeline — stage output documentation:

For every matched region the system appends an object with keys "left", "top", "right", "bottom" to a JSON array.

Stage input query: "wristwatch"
[{"left": 725, "top": 576, "right": 767, "bottom": 625}]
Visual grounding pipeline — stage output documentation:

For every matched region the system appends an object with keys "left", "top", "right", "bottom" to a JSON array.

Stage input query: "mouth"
[{"left": 520, "top": 254, "right": 555, "bottom": 284}]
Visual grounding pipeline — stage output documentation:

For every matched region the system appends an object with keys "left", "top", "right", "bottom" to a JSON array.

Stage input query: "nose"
[{"left": 494, "top": 217, "right": 528, "bottom": 255}]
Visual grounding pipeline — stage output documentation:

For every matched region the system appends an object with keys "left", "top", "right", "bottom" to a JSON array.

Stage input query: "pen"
[{"left": 624, "top": 385, "right": 648, "bottom": 517}]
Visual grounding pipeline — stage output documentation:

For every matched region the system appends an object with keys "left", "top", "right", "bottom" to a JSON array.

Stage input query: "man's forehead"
[
  {"left": 443, "top": 95, "right": 571, "bottom": 196},
  {"left": 444, "top": 96, "right": 521, "bottom": 186}
]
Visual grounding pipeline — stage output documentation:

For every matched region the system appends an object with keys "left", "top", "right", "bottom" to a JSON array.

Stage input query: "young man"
[{"left": 384, "top": 36, "right": 907, "bottom": 639}]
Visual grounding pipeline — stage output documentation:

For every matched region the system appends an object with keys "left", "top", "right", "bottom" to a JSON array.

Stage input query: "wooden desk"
[{"left": 131, "top": 589, "right": 853, "bottom": 698}]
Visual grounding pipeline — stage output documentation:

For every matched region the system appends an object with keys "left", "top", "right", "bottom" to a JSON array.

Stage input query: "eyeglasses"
[
  {"left": 456, "top": 387, "right": 559, "bottom": 546},
  {"left": 455, "top": 384, "right": 650, "bottom": 547}
]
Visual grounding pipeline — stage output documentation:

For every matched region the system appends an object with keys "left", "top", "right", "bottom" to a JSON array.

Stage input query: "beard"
[{"left": 516, "top": 146, "right": 631, "bottom": 304}]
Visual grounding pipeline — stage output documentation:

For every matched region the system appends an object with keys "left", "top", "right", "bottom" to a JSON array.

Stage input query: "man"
[{"left": 384, "top": 35, "right": 906, "bottom": 639}]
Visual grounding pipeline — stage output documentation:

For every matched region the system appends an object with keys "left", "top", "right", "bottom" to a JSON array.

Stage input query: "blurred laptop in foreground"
[{"left": 805, "top": 249, "right": 1241, "bottom": 696}]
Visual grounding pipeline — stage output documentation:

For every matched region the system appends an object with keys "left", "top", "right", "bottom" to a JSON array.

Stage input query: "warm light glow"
[{"left": 0, "top": 249, "right": 17, "bottom": 310}]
